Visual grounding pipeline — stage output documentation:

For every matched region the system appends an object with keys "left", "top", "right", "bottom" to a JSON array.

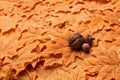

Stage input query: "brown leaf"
[{"left": 82, "top": 46, "right": 120, "bottom": 79}]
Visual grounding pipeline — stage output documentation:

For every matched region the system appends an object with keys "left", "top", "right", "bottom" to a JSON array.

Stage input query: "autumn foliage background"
[{"left": 0, "top": 0, "right": 120, "bottom": 80}]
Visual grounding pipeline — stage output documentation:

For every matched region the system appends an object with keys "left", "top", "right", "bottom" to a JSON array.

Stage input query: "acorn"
[
  {"left": 82, "top": 43, "right": 91, "bottom": 53},
  {"left": 84, "top": 35, "right": 95, "bottom": 46},
  {"left": 68, "top": 33, "right": 84, "bottom": 50}
]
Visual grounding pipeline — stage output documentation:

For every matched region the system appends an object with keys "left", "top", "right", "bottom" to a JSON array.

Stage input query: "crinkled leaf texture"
[{"left": 0, "top": 0, "right": 120, "bottom": 80}]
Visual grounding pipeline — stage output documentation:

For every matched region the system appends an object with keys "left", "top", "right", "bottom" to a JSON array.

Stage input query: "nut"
[
  {"left": 68, "top": 33, "right": 84, "bottom": 50},
  {"left": 82, "top": 43, "right": 91, "bottom": 53},
  {"left": 84, "top": 35, "right": 95, "bottom": 46}
]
